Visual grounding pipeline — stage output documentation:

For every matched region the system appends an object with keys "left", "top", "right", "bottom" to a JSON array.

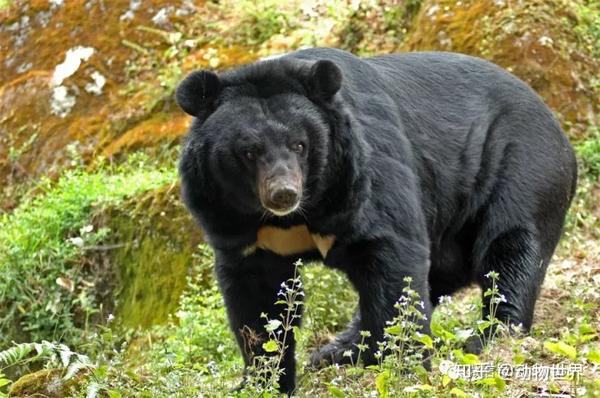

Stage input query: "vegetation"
[
  {"left": 0, "top": 0, "right": 598, "bottom": 397},
  {"left": 0, "top": 154, "right": 177, "bottom": 347}
]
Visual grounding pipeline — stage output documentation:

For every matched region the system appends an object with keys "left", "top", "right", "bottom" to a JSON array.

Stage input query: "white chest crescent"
[{"left": 243, "top": 225, "right": 335, "bottom": 258}]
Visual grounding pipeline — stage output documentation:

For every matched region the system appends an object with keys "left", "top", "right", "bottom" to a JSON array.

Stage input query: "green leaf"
[
  {"left": 579, "top": 324, "right": 595, "bottom": 335},
  {"left": 415, "top": 333, "right": 434, "bottom": 349},
  {"left": 107, "top": 391, "right": 122, "bottom": 398},
  {"left": 494, "top": 374, "right": 506, "bottom": 391},
  {"left": 262, "top": 340, "right": 279, "bottom": 353},
  {"left": 544, "top": 341, "right": 577, "bottom": 360},
  {"left": 513, "top": 353, "right": 526, "bottom": 365},
  {"left": 431, "top": 322, "right": 456, "bottom": 341},
  {"left": 477, "top": 320, "right": 492, "bottom": 334},
  {"left": 442, "top": 374, "right": 451, "bottom": 387},
  {"left": 94, "top": 366, "right": 107, "bottom": 378},
  {"left": 449, "top": 387, "right": 468, "bottom": 397},
  {"left": 0, "top": 343, "right": 34, "bottom": 366},
  {"left": 580, "top": 333, "right": 597, "bottom": 343},
  {"left": 413, "top": 365, "right": 429, "bottom": 381},
  {"left": 587, "top": 350, "right": 600, "bottom": 364},
  {"left": 476, "top": 375, "right": 505, "bottom": 391},
  {"left": 265, "top": 319, "right": 282, "bottom": 332},
  {"left": 375, "top": 370, "right": 390, "bottom": 398},
  {"left": 455, "top": 351, "right": 480, "bottom": 365},
  {"left": 328, "top": 385, "right": 345, "bottom": 397},
  {"left": 385, "top": 325, "right": 402, "bottom": 335},
  {"left": 0, "top": 379, "right": 11, "bottom": 388}
]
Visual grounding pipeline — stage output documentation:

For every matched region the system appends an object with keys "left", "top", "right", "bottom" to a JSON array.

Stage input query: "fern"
[
  {"left": 86, "top": 381, "right": 101, "bottom": 398},
  {"left": 0, "top": 343, "right": 35, "bottom": 367},
  {"left": 64, "top": 355, "right": 92, "bottom": 380},
  {"left": 0, "top": 341, "right": 92, "bottom": 380}
]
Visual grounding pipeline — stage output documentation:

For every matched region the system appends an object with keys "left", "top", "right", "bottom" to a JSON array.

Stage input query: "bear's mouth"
[{"left": 264, "top": 202, "right": 301, "bottom": 217}]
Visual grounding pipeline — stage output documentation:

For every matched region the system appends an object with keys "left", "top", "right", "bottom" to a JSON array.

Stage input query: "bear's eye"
[
  {"left": 292, "top": 142, "right": 305, "bottom": 154},
  {"left": 245, "top": 149, "right": 255, "bottom": 161}
]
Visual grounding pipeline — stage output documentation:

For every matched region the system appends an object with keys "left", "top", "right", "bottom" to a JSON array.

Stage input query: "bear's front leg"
[
  {"left": 215, "top": 249, "right": 302, "bottom": 395},
  {"left": 311, "top": 237, "right": 432, "bottom": 368}
]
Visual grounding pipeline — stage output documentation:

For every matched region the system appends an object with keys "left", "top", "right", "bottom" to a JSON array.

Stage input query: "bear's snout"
[
  {"left": 270, "top": 185, "right": 299, "bottom": 209},
  {"left": 258, "top": 158, "right": 303, "bottom": 216},
  {"left": 259, "top": 175, "right": 302, "bottom": 216}
]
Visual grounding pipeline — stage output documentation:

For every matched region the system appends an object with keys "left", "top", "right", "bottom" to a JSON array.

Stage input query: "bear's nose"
[{"left": 270, "top": 187, "right": 299, "bottom": 209}]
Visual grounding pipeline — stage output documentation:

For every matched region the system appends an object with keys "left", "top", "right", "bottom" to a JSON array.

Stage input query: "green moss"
[
  {"left": 8, "top": 368, "right": 76, "bottom": 398},
  {"left": 116, "top": 238, "right": 190, "bottom": 328},
  {"left": 401, "top": 0, "right": 600, "bottom": 139},
  {"left": 96, "top": 185, "right": 202, "bottom": 329}
]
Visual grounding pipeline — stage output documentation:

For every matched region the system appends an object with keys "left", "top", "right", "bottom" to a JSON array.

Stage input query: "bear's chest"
[{"left": 245, "top": 225, "right": 335, "bottom": 259}]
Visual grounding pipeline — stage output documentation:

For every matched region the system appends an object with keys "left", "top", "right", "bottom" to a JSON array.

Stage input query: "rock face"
[
  {"left": 0, "top": 3, "right": 139, "bottom": 190},
  {"left": 0, "top": 0, "right": 216, "bottom": 201},
  {"left": 403, "top": 0, "right": 599, "bottom": 139}
]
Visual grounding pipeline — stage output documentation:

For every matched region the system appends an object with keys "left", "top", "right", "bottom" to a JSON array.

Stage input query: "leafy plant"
[
  {"left": 227, "top": 0, "right": 299, "bottom": 45},
  {"left": 0, "top": 341, "right": 92, "bottom": 393}
]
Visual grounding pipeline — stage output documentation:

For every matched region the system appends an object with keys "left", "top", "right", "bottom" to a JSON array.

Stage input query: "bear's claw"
[{"left": 309, "top": 341, "right": 359, "bottom": 368}]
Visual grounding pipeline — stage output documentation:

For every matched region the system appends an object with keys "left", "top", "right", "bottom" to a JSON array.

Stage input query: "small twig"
[
  {"left": 121, "top": 39, "right": 149, "bottom": 54},
  {"left": 136, "top": 25, "right": 182, "bottom": 44},
  {"left": 82, "top": 243, "right": 127, "bottom": 251},
  {"left": 136, "top": 24, "right": 171, "bottom": 38}
]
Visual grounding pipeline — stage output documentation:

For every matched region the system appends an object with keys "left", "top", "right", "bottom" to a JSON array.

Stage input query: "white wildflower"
[
  {"left": 68, "top": 236, "right": 84, "bottom": 247},
  {"left": 80, "top": 224, "right": 94, "bottom": 234}
]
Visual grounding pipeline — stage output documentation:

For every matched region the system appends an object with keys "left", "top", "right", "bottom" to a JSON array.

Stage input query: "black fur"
[{"left": 176, "top": 48, "right": 577, "bottom": 394}]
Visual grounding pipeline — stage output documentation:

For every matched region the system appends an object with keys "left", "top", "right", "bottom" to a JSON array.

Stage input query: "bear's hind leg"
[{"left": 466, "top": 227, "right": 547, "bottom": 353}]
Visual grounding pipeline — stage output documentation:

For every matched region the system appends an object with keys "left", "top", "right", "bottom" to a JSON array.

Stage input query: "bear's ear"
[
  {"left": 306, "top": 60, "right": 342, "bottom": 100},
  {"left": 175, "top": 70, "right": 221, "bottom": 118}
]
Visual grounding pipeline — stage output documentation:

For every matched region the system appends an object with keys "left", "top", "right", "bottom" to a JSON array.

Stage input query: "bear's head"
[{"left": 176, "top": 58, "right": 343, "bottom": 217}]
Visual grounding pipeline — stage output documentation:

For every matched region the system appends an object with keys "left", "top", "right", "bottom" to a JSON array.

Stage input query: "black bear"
[{"left": 176, "top": 48, "right": 577, "bottom": 394}]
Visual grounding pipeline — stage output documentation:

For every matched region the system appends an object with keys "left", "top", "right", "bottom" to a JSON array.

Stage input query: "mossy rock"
[
  {"left": 0, "top": 0, "right": 259, "bottom": 205},
  {"left": 402, "top": 0, "right": 599, "bottom": 139},
  {"left": 8, "top": 368, "right": 81, "bottom": 398},
  {"left": 93, "top": 182, "right": 203, "bottom": 329}
]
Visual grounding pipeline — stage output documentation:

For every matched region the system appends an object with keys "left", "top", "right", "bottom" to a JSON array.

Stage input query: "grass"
[
  {"left": 2, "top": 240, "right": 598, "bottom": 396},
  {"left": 0, "top": 153, "right": 176, "bottom": 348}
]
